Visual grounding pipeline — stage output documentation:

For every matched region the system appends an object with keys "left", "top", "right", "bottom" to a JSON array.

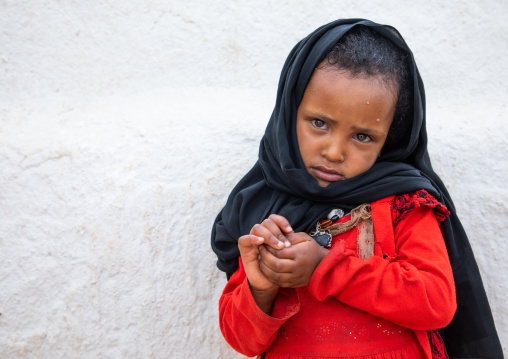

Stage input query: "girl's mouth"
[{"left": 310, "top": 166, "right": 345, "bottom": 182}]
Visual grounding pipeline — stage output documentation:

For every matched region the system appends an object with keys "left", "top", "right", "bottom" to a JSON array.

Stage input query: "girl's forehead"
[
  {"left": 306, "top": 68, "right": 397, "bottom": 105},
  {"left": 314, "top": 65, "right": 398, "bottom": 94}
]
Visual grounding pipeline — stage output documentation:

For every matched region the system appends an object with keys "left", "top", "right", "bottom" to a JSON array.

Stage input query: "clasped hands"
[{"left": 238, "top": 214, "right": 329, "bottom": 293}]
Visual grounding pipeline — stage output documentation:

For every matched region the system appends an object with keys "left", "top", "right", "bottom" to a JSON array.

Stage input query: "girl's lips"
[{"left": 310, "top": 166, "right": 345, "bottom": 182}]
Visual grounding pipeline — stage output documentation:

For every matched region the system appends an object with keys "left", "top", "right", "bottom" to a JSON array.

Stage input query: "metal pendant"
[
  {"left": 327, "top": 208, "right": 345, "bottom": 222},
  {"left": 310, "top": 228, "right": 332, "bottom": 248}
]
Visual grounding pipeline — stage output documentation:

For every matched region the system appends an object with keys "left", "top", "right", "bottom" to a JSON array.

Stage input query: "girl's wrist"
[{"left": 250, "top": 285, "right": 280, "bottom": 315}]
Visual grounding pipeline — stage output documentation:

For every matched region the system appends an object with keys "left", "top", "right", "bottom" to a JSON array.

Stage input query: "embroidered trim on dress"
[
  {"left": 428, "top": 329, "right": 449, "bottom": 359},
  {"left": 391, "top": 190, "right": 450, "bottom": 228}
]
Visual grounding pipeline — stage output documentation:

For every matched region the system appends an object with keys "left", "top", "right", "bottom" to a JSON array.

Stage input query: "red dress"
[{"left": 219, "top": 191, "right": 456, "bottom": 358}]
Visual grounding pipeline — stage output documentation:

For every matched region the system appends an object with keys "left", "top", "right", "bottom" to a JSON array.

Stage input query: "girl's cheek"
[{"left": 363, "top": 153, "right": 378, "bottom": 164}]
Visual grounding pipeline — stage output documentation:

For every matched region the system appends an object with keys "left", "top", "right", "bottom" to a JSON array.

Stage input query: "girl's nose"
[{"left": 322, "top": 139, "right": 345, "bottom": 163}]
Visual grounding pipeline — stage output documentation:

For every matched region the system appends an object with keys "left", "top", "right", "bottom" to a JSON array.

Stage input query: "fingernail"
[
  {"left": 286, "top": 225, "right": 293, "bottom": 232},
  {"left": 284, "top": 241, "right": 291, "bottom": 248},
  {"left": 257, "top": 236, "right": 264, "bottom": 242},
  {"left": 277, "top": 241, "right": 284, "bottom": 248}
]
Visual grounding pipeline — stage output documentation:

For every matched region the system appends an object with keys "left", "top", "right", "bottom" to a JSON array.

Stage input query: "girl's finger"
[
  {"left": 261, "top": 218, "right": 288, "bottom": 243},
  {"left": 259, "top": 245, "right": 294, "bottom": 273},
  {"left": 263, "top": 243, "right": 295, "bottom": 260},
  {"left": 259, "top": 262, "right": 296, "bottom": 288},
  {"left": 237, "top": 235, "right": 264, "bottom": 264},
  {"left": 238, "top": 234, "right": 264, "bottom": 249},
  {"left": 267, "top": 214, "right": 294, "bottom": 233},
  {"left": 250, "top": 224, "right": 285, "bottom": 249}
]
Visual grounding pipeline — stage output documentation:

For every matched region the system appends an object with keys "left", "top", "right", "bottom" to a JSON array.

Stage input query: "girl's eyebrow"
[
  {"left": 305, "top": 110, "right": 335, "bottom": 123},
  {"left": 350, "top": 126, "right": 385, "bottom": 136}
]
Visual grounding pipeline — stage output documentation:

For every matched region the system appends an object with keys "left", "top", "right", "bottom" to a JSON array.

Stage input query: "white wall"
[{"left": 1, "top": 1, "right": 507, "bottom": 358}]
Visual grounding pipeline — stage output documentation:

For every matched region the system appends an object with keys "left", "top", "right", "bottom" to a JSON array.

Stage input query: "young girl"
[{"left": 211, "top": 19, "right": 502, "bottom": 358}]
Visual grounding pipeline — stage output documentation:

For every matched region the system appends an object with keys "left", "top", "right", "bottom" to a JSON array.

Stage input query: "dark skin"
[
  {"left": 238, "top": 68, "right": 395, "bottom": 314},
  {"left": 238, "top": 214, "right": 328, "bottom": 314}
]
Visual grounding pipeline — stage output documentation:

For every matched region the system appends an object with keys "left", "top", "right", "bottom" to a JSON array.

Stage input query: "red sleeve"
[
  {"left": 307, "top": 203, "right": 456, "bottom": 331},
  {"left": 218, "top": 259, "right": 300, "bottom": 356}
]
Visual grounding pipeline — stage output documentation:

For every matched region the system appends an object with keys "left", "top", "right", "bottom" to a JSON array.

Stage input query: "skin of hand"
[
  {"left": 237, "top": 215, "right": 294, "bottom": 314},
  {"left": 238, "top": 234, "right": 279, "bottom": 314},
  {"left": 259, "top": 231, "right": 329, "bottom": 288}
]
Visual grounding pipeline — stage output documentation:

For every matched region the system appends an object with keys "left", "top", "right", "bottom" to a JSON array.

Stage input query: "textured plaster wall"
[{"left": 0, "top": 1, "right": 507, "bottom": 358}]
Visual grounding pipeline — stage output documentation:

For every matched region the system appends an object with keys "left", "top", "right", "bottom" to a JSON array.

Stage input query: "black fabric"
[{"left": 210, "top": 19, "right": 502, "bottom": 358}]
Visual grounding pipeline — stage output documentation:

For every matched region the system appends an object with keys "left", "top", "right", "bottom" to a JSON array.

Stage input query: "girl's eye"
[
  {"left": 355, "top": 133, "right": 372, "bottom": 143},
  {"left": 311, "top": 119, "right": 328, "bottom": 129}
]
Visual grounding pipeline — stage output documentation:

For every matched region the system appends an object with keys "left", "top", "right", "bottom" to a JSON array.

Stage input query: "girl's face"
[{"left": 296, "top": 68, "right": 397, "bottom": 187}]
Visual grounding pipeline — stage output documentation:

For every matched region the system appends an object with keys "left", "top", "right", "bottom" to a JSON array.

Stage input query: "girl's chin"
[
  {"left": 313, "top": 176, "right": 339, "bottom": 187},
  {"left": 317, "top": 180, "right": 332, "bottom": 187}
]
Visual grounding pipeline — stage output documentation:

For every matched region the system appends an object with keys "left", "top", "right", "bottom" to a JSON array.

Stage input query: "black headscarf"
[{"left": 211, "top": 19, "right": 502, "bottom": 358}]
